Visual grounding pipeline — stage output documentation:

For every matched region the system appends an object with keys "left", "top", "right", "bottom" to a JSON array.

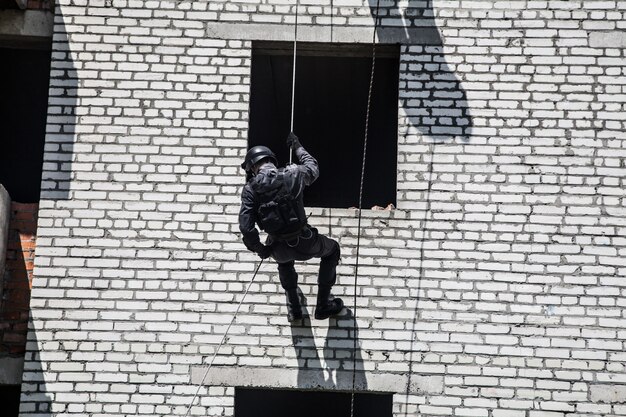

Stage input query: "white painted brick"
[{"left": 23, "top": 1, "right": 626, "bottom": 416}]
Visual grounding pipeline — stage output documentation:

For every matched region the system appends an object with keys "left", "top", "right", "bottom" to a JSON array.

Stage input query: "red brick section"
[
  {"left": 0, "top": 203, "right": 38, "bottom": 355},
  {"left": 26, "top": 0, "right": 54, "bottom": 10}
]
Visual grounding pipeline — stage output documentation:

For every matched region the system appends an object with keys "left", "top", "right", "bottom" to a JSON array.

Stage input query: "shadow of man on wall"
[
  {"left": 324, "top": 308, "right": 368, "bottom": 394},
  {"left": 290, "top": 291, "right": 326, "bottom": 390},
  {"left": 368, "top": 0, "right": 473, "bottom": 143},
  {"left": 290, "top": 298, "right": 372, "bottom": 415}
]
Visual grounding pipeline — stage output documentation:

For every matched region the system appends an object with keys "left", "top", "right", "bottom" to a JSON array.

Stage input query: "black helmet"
[{"left": 241, "top": 145, "right": 277, "bottom": 172}]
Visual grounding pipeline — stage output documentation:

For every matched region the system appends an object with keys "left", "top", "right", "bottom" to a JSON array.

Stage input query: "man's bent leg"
[
  {"left": 313, "top": 234, "right": 344, "bottom": 320},
  {"left": 318, "top": 237, "right": 340, "bottom": 287},
  {"left": 278, "top": 261, "right": 298, "bottom": 290},
  {"left": 277, "top": 261, "right": 302, "bottom": 321}
]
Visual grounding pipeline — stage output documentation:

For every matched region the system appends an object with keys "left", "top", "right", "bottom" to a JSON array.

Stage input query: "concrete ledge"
[
  {"left": 589, "top": 31, "right": 626, "bottom": 49},
  {"left": 0, "top": 356, "right": 24, "bottom": 385},
  {"left": 0, "top": 185, "right": 9, "bottom": 285},
  {"left": 590, "top": 384, "right": 626, "bottom": 403},
  {"left": 207, "top": 22, "right": 441, "bottom": 45},
  {"left": 0, "top": 9, "right": 54, "bottom": 48},
  {"left": 190, "top": 366, "right": 443, "bottom": 394}
]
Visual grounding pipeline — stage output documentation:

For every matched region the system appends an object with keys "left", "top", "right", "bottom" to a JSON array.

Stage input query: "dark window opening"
[
  {"left": 0, "top": 0, "right": 21, "bottom": 9},
  {"left": 0, "top": 385, "right": 21, "bottom": 417},
  {"left": 249, "top": 42, "right": 399, "bottom": 209},
  {"left": 235, "top": 388, "right": 393, "bottom": 417},
  {"left": 0, "top": 46, "right": 52, "bottom": 203}
]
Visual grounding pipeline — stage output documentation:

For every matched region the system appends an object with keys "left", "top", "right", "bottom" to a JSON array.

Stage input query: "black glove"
[
  {"left": 258, "top": 245, "right": 272, "bottom": 259},
  {"left": 253, "top": 243, "right": 272, "bottom": 259},
  {"left": 286, "top": 132, "right": 302, "bottom": 150}
]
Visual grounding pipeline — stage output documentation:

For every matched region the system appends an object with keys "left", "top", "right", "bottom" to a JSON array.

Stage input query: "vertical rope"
[
  {"left": 351, "top": 1, "right": 380, "bottom": 416},
  {"left": 183, "top": 260, "right": 264, "bottom": 417},
  {"left": 289, "top": 1, "right": 299, "bottom": 165}
]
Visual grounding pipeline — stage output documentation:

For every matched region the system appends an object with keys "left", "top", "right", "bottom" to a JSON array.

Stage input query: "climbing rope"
[
  {"left": 289, "top": 0, "right": 299, "bottom": 165},
  {"left": 183, "top": 259, "right": 265, "bottom": 417},
  {"left": 350, "top": 1, "right": 381, "bottom": 416}
]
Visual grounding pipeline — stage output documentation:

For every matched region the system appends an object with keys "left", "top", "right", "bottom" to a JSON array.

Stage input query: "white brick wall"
[{"left": 22, "top": 0, "right": 626, "bottom": 416}]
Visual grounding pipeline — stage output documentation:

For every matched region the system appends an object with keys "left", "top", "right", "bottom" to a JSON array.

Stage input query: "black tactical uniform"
[{"left": 238, "top": 135, "right": 343, "bottom": 321}]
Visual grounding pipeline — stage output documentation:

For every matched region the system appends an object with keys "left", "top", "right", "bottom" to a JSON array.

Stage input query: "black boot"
[
  {"left": 314, "top": 286, "right": 344, "bottom": 320},
  {"left": 286, "top": 288, "right": 303, "bottom": 322}
]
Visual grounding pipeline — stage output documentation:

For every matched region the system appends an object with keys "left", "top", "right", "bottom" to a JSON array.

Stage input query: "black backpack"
[{"left": 252, "top": 170, "right": 305, "bottom": 234}]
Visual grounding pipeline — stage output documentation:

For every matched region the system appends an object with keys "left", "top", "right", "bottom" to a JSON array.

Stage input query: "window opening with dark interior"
[
  {"left": 235, "top": 388, "right": 393, "bottom": 417},
  {"left": 0, "top": 46, "right": 51, "bottom": 203},
  {"left": 249, "top": 41, "right": 399, "bottom": 209}
]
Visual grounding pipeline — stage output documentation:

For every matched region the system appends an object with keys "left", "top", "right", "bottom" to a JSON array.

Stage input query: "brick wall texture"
[
  {"left": 23, "top": 1, "right": 626, "bottom": 416},
  {"left": 26, "top": 0, "right": 54, "bottom": 10},
  {"left": 1, "top": 203, "right": 38, "bottom": 356}
]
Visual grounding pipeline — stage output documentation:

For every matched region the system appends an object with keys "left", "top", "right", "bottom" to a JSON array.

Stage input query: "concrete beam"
[
  {"left": 0, "top": 356, "right": 24, "bottom": 385},
  {"left": 0, "top": 9, "right": 54, "bottom": 49},
  {"left": 206, "top": 22, "right": 442, "bottom": 45},
  {"left": 0, "top": 185, "right": 9, "bottom": 292},
  {"left": 190, "top": 366, "right": 444, "bottom": 395}
]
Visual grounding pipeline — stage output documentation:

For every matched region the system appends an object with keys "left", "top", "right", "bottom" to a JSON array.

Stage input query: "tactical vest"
[{"left": 251, "top": 170, "right": 306, "bottom": 235}]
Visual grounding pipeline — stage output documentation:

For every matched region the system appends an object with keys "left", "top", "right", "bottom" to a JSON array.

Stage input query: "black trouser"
[{"left": 269, "top": 227, "right": 340, "bottom": 291}]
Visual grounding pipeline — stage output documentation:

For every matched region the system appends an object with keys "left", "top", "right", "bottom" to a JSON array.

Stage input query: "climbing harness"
[
  {"left": 289, "top": 1, "right": 299, "bottom": 165},
  {"left": 351, "top": 1, "right": 381, "bottom": 416},
  {"left": 285, "top": 226, "right": 313, "bottom": 248},
  {"left": 183, "top": 260, "right": 265, "bottom": 417}
]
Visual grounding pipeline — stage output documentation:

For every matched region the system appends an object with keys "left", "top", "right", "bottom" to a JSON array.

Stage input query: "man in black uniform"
[{"left": 238, "top": 133, "right": 344, "bottom": 322}]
